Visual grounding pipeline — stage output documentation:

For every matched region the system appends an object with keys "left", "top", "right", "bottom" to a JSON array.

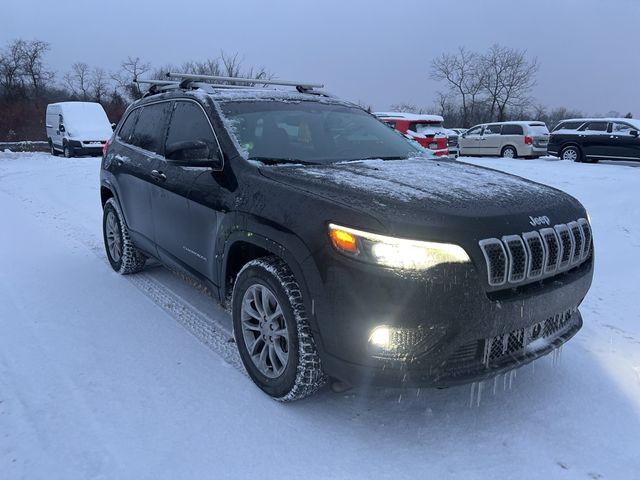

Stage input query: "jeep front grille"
[{"left": 479, "top": 218, "right": 592, "bottom": 287}]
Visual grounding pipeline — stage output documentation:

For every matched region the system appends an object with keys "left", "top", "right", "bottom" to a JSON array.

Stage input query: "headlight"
[{"left": 328, "top": 223, "right": 470, "bottom": 270}]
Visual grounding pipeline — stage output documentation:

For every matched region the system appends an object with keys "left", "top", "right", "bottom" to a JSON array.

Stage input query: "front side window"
[
  {"left": 612, "top": 122, "right": 634, "bottom": 135},
  {"left": 220, "top": 101, "right": 423, "bottom": 164},
  {"left": 465, "top": 126, "right": 483, "bottom": 136},
  {"left": 165, "top": 101, "right": 220, "bottom": 160},
  {"left": 130, "top": 102, "right": 172, "bottom": 155}
]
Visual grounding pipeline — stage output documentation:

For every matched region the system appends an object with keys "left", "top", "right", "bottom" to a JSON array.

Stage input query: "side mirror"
[
  {"left": 630, "top": 130, "right": 639, "bottom": 137},
  {"left": 165, "top": 140, "right": 222, "bottom": 168},
  {"left": 59, "top": 125, "right": 66, "bottom": 133},
  {"left": 111, "top": 123, "right": 116, "bottom": 131}
]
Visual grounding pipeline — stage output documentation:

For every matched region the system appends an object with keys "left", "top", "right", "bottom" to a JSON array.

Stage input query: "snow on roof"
[
  {"left": 561, "top": 117, "right": 640, "bottom": 129},
  {"left": 373, "top": 112, "right": 444, "bottom": 123}
]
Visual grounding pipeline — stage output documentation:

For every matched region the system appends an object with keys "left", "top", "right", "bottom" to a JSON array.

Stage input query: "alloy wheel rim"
[
  {"left": 503, "top": 148, "right": 515, "bottom": 158},
  {"left": 563, "top": 149, "right": 577, "bottom": 161},
  {"left": 240, "top": 284, "right": 289, "bottom": 378},
  {"left": 105, "top": 210, "right": 122, "bottom": 262}
]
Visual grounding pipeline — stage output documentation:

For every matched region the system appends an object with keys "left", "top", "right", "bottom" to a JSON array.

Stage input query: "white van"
[
  {"left": 46, "top": 102, "right": 113, "bottom": 157},
  {"left": 458, "top": 121, "right": 550, "bottom": 158}
]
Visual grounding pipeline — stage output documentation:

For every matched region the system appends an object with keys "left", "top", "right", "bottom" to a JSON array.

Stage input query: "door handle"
[{"left": 151, "top": 169, "right": 167, "bottom": 182}]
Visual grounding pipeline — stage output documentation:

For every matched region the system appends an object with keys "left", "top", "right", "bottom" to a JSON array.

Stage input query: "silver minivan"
[{"left": 459, "top": 121, "right": 549, "bottom": 158}]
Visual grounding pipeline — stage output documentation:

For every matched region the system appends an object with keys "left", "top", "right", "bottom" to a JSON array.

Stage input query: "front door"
[
  {"left": 459, "top": 125, "right": 483, "bottom": 155},
  {"left": 150, "top": 99, "right": 223, "bottom": 281},
  {"left": 480, "top": 124, "right": 503, "bottom": 155},
  {"left": 609, "top": 121, "right": 640, "bottom": 160}
]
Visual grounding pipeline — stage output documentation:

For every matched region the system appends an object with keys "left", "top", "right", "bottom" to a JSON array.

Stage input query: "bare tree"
[
  {"left": 20, "top": 40, "right": 54, "bottom": 96},
  {"left": 64, "top": 62, "right": 91, "bottom": 100},
  {"left": 111, "top": 56, "right": 151, "bottom": 101},
  {"left": 480, "top": 44, "right": 539, "bottom": 121},
  {"left": 430, "top": 47, "right": 484, "bottom": 127},
  {"left": 0, "top": 39, "right": 26, "bottom": 98},
  {"left": 90, "top": 67, "right": 109, "bottom": 102}
]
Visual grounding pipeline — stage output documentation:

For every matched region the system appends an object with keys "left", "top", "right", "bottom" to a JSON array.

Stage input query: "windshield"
[{"left": 220, "top": 100, "right": 424, "bottom": 164}]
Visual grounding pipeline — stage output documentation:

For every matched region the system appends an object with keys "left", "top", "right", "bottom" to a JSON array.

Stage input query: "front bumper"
[
  {"left": 68, "top": 140, "right": 105, "bottom": 156},
  {"left": 305, "top": 247, "right": 593, "bottom": 388}
]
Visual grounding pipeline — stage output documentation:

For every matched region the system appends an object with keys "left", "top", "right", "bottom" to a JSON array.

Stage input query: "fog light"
[{"left": 369, "top": 326, "right": 391, "bottom": 347}]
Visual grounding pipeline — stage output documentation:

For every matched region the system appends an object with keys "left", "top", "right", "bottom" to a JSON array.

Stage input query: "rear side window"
[
  {"left": 553, "top": 121, "right": 583, "bottom": 131},
  {"left": 118, "top": 109, "right": 139, "bottom": 144},
  {"left": 165, "top": 101, "right": 220, "bottom": 159},
  {"left": 501, "top": 124, "right": 524, "bottom": 135},
  {"left": 130, "top": 102, "right": 172, "bottom": 154},
  {"left": 584, "top": 122, "right": 609, "bottom": 132}
]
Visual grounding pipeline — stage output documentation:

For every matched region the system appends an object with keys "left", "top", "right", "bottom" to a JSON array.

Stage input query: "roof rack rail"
[{"left": 165, "top": 72, "right": 324, "bottom": 92}]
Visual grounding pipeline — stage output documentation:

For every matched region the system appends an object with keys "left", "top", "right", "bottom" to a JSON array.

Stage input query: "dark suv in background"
[
  {"left": 549, "top": 118, "right": 640, "bottom": 163},
  {"left": 100, "top": 74, "right": 594, "bottom": 401}
]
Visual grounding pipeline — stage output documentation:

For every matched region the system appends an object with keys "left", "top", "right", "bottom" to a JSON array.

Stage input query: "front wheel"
[
  {"left": 49, "top": 140, "right": 58, "bottom": 156},
  {"left": 63, "top": 143, "right": 73, "bottom": 158},
  {"left": 232, "top": 256, "right": 326, "bottom": 401},
  {"left": 102, "top": 198, "right": 146, "bottom": 274},
  {"left": 561, "top": 146, "right": 582, "bottom": 162}
]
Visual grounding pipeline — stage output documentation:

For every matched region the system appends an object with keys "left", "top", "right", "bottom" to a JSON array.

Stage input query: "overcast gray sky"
[{"left": 3, "top": 0, "right": 639, "bottom": 116}]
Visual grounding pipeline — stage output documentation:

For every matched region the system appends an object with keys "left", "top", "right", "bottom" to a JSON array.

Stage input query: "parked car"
[
  {"left": 373, "top": 112, "right": 457, "bottom": 157},
  {"left": 459, "top": 121, "right": 549, "bottom": 158},
  {"left": 548, "top": 118, "right": 640, "bottom": 163},
  {"left": 46, "top": 102, "right": 113, "bottom": 157},
  {"left": 100, "top": 74, "right": 593, "bottom": 401}
]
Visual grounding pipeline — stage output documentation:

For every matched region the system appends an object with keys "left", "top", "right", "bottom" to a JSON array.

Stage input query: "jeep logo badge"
[{"left": 529, "top": 215, "right": 551, "bottom": 227}]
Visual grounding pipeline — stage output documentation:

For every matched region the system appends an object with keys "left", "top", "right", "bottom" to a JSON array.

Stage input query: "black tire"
[
  {"left": 560, "top": 145, "right": 582, "bottom": 163},
  {"left": 63, "top": 142, "right": 73, "bottom": 158},
  {"left": 102, "top": 198, "right": 146, "bottom": 274},
  {"left": 49, "top": 139, "right": 58, "bottom": 156},
  {"left": 232, "top": 255, "right": 326, "bottom": 401},
  {"left": 501, "top": 145, "right": 517, "bottom": 159}
]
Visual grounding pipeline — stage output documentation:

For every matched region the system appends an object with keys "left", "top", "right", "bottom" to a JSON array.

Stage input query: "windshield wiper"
[
  {"left": 351, "top": 156, "right": 409, "bottom": 161},
  {"left": 248, "top": 157, "right": 318, "bottom": 166}
]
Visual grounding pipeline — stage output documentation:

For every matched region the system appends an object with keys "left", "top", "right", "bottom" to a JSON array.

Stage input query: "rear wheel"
[
  {"left": 49, "top": 139, "right": 58, "bottom": 156},
  {"left": 501, "top": 145, "right": 517, "bottom": 158},
  {"left": 561, "top": 145, "right": 582, "bottom": 162},
  {"left": 232, "top": 256, "right": 326, "bottom": 401},
  {"left": 102, "top": 198, "right": 146, "bottom": 274}
]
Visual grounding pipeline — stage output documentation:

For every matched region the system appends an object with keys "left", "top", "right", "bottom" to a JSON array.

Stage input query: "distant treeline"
[{"left": 0, "top": 39, "right": 270, "bottom": 141}]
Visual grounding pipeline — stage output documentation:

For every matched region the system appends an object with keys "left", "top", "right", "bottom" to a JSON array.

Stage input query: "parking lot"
[{"left": 0, "top": 151, "right": 638, "bottom": 479}]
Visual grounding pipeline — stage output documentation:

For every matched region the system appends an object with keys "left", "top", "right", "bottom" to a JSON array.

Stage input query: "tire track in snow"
[{"left": 0, "top": 164, "right": 246, "bottom": 374}]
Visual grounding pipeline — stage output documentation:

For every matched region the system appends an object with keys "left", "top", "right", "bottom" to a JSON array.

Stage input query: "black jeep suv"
[
  {"left": 100, "top": 74, "right": 594, "bottom": 401},
  {"left": 549, "top": 118, "right": 640, "bottom": 163}
]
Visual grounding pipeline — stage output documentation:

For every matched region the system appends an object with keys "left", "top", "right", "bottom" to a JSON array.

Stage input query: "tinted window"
[
  {"left": 130, "top": 102, "right": 171, "bottom": 154},
  {"left": 585, "top": 122, "right": 609, "bottom": 132},
  {"left": 612, "top": 122, "right": 635, "bottom": 135},
  {"left": 484, "top": 124, "right": 502, "bottom": 135},
  {"left": 553, "top": 121, "right": 584, "bottom": 131},
  {"left": 165, "top": 101, "right": 219, "bottom": 159},
  {"left": 118, "top": 109, "right": 139, "bottom": 144},
  {"left": 501, "top": 124, "right": 524, "bottom": 135}
]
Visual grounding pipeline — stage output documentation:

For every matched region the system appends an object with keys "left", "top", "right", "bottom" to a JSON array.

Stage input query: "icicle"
[
  {"left": 493, "top": 376, "right": 498, "bottom": 396},
  {"left": 469, "top": 382, "right": 476, "bottom": 408},
  {"left": 476, "top": 381, "right": 484, "bottom": 407}
]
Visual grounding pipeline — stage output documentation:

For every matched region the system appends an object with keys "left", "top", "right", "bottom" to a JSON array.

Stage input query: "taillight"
[
  {"left": 524, "top": 135, "right": 533, "bottom": 145},
  {"left": 102, "top": 140, "right": 109, "bottom": 157}
]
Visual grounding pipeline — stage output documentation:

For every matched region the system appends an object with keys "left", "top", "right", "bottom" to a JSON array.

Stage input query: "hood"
[{"left": 259, "top": 157, "right": 584, "bottom": 240}]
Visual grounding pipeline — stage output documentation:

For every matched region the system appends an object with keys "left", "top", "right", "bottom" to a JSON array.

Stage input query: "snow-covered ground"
[{"left": 0, "top": 151, "right": 639, "bottom": 479}]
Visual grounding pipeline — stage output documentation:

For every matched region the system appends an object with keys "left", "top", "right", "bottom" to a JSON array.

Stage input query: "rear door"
[
  {"left": 112, "top": 102, "right": 172, "bottom": 252},
  {"left": 579, "top": 121, "right": 611, "bottom": 159},
  {"left": 459, "top": 125, "right": 483, "bottom": 155},
  {"left": 480, "top": 124, "right": 502, "bottom": 155},
  {"left": 151, "top": 99, "right": 223, "bottom": 279}
]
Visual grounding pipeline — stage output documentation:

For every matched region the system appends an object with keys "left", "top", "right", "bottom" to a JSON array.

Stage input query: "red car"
[{"left": 374, "top": 112, "right": 450, "bottom": 157}]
